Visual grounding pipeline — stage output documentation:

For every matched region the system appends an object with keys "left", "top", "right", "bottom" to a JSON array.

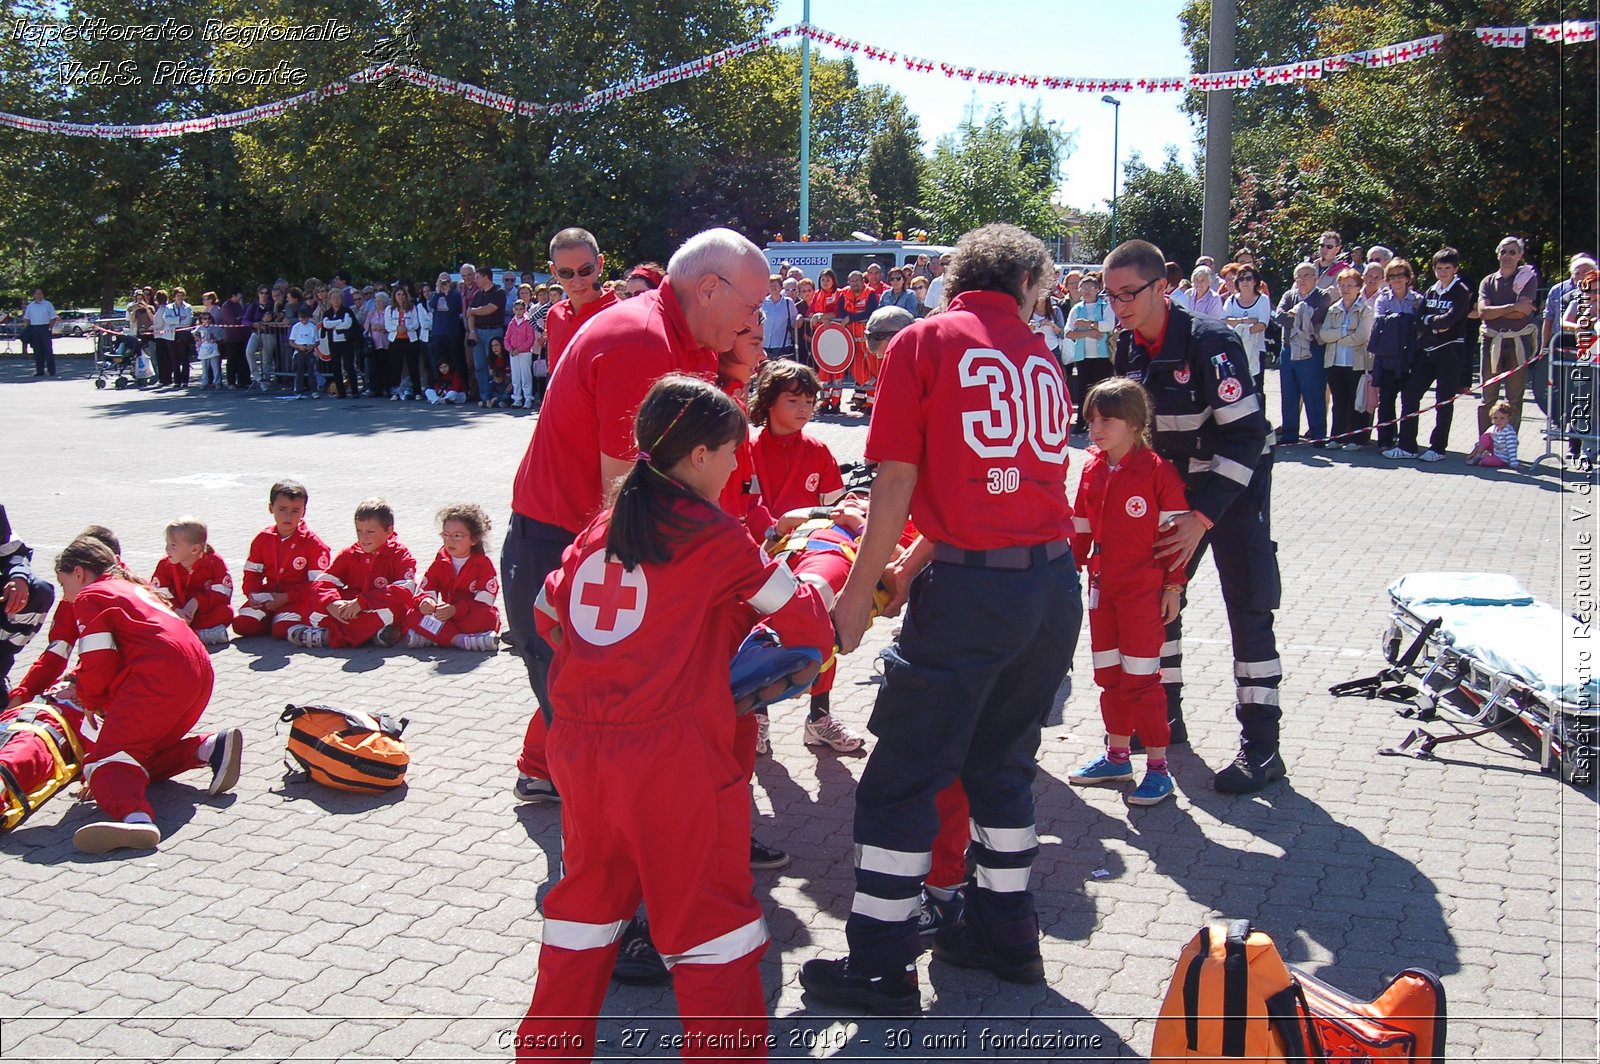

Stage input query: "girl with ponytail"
[{"left": 517, "top": 373, "right": 834, "bottom": 1059}]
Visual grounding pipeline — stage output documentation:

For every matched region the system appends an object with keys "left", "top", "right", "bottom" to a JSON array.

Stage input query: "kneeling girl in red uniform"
[
  {"left": 151, "top": 516, "right": 234, "bottom": 645},
  {"left": 517, "top": 375, "right": 832, "bottom": 1061},
  {"left": 1068, "top": 378, "right": 1190, "bottom": 806},
  {"left": 404, "top": 503, "right": 501, "bottom": 652},
  {"left": 55, "top": 538, "right": 242, "bottom": 853}
]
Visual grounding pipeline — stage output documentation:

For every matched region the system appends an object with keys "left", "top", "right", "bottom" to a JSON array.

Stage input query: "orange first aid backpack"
[
  {"left": 281, "top": 703, "right": 409, "bottom": 792},
  {"left": 1152, "top": 920, "right": 1446, "bottom": 1063}
]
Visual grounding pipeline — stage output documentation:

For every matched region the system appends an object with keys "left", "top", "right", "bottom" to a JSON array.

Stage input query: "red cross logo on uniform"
[
  {"left": 571, "top": 552, "right": 649, "bottom": 647},
  {"left": 1126, "top": 496, "right": 1149, "bottom": 519}
]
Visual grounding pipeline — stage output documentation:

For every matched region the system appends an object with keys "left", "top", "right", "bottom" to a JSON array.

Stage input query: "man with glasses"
[
  {"left": 1105, "top": 239, "right": 1284, "bottom": 795},
  {"left": 543, "top": 227, "right": 616, "bottom": 376},
  {"left": 1314, "top": 230, "right": 1351, "bottom": 289},
  {"left": 1477, "top": 236, "right": 1540, "bottom": 433}
]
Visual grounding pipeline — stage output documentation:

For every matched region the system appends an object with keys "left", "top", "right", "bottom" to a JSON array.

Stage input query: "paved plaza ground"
[{"left": 1, "top": 349, "right": 1595, "bottom": 1062}]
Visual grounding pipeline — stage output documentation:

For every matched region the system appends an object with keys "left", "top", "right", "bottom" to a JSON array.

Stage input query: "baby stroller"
[{"left": 93, "top": 329, "right": 155, "bottom": 390}]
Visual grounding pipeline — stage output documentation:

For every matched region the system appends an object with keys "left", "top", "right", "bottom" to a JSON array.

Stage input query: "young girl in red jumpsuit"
[
  {"left": 404, "top": 502, "right": 501, "bottom": 651},
  {"left": 516, "top": 374, "right": 832, "bottom": 1061},
  {"left": 1068, "top": 377, "right": 1190, "bottom": 806},
  {"left": 151, "top": 517, "right": 234, "bottom": 644},
  {"left": 54, "top": 537, "right": 242, "bottom": 853}
]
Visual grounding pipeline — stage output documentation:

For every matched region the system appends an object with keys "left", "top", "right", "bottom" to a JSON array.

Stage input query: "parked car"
[{"left": 53, "top": 309, "right": 100, "bottom": 337}]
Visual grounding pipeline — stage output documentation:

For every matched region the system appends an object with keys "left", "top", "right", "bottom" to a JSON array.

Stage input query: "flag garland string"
[{"left": 0, "top": 19, "right": 1593, "bottom": 139}]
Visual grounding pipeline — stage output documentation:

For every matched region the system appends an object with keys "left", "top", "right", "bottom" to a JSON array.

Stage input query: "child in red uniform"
[
  {"left": 1068, "top": 378, "right": 1190, "bottom": 806},
  {"left": 151, "top": 517, "right": 234, "bottom": 645},
  {"left": 291, "top": 498, "right": 418, "bottom": 649},
  {"left": 7, "top": 526, "right": 122, "bottom": 710},
  {"left": 54, "top": 538, "right": 243, "bottom": 854},
  {"left": 516, "top": 375, "right": 832, "bottom": 1061},
  {"left": 749, "top": 360, "right": 845, "bottom": 518},
  {"left": 404, "top": 503, "right": 501, "bottom": 652},
  {"left": 233, "top": 480, "right": 332, "bottom": 639}
]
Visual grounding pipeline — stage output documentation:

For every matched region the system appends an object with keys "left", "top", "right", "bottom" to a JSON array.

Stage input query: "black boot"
[
  {"left": 799, "top": 958, "right": 920, "bottom": 1014},
  {"left": 1213, "top": 741, "right": 1286, "bottom": 794}
]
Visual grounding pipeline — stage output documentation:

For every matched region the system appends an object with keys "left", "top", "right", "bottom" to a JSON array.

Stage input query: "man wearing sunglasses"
[
  {"left": 1314, "top": 230, "right": 1351, "bottom": 290},
  {"left": 1105, "top": 239, "right": 1284, "bottom": 795},
  {"left": 543, "top": 227, "right": 616, "bottom": 376},
  {"left": 1476, "top": 235, "right": 1540, "bottom": 433}
]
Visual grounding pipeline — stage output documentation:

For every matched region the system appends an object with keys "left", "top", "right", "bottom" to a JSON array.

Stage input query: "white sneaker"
[
  {"left": 196, "top": 625, "right": 230, "bottom": 645},
  {"left": 1419, "top": 449, "right": 1446, "bottom": 463},
  {"left": 405, "top": 630, "right": 432, "bottom": 648},
  {"left": 451, "top": 632, "right": 498, "bottom": 652},
  {"left": 74, "top": 819, "right": 162, "bottom": 853},
  {"left": 286, "top": 624, "right": 327, "bottom": 648},
  {"left": 803, "top": 713, "right": 866, "bottom": 753},
  {"left": 754, "top": 713, "right": 771, "bottom": 756},
  {"left": 1382, "top": 447, "right": 1418, "bottom": 460}
]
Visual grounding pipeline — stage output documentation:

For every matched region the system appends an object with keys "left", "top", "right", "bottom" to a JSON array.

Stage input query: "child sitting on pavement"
[
  {"left": 233, "top": 480, "right": 332, "bottom": 640},
  {"left": 290, "top": 498, "right": 418, "bottom": 649},
  {"left": 1467, "top": 400, "right": 1520, "bottom": 469},
  {"left": 151, "top": 516, "right": 234, "bottom": 645},
  {"left": 404, "top": 503, "right": 501, "bottom": 652}
]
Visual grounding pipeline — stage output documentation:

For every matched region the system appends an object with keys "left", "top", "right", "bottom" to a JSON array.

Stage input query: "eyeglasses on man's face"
[
  {"left": 554, "top": 262, "right": 598, "bottom": 281},
  {"left": 1104, "top": 277, "right": 1161, "bottom": 305}
]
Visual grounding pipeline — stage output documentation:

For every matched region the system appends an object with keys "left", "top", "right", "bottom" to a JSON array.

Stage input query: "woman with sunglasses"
[{"left": 1223, "top": 267, "right": 1272, "bottom": 390}]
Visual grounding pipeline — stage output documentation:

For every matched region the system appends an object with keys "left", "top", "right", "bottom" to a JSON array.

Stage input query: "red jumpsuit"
[
  {"left": 307, "top": 536, "right": 419, "bottom": 648},
  {"left": 73, "top": 577, "right": 215, "bottom": 822},
  {"left": 8, "top": 600, "right": 76, "bottom": 705},
  {"left": 1070, "top": 445, "right": 1190, "bottom": 747},
  {"left": 151, "top": 550, "right": 235, "bottom": 632},
  {"left": 837, "top": 286, "right": 878, "bottom": 407},
  {"left": 517, "top": 500, "right": 831, "bottom": 1061},
  {"left": 751, "top": 428, "right": 844, "bottom": 518},
  {"left": 774, "top": 522, "right": 856, "bottom": 699},
  {"left": 810, "top": 288, "right": 845, "bottom": 405},
  {"left": 233, "top": 522, "right": 333, "bottom": 638},
  {"left": 404, "top": 550, "right": 501, "bottom": 646}
]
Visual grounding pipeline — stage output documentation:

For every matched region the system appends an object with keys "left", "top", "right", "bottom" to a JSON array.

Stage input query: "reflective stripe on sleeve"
[
  {"left": 208, "top": 584, "right": 231, "bottom": 596},
  {"left": 1234, "top": 658, "right": 1283, "bottom": 678},
  {"left": 243, "top": 561, "right": 265, "bottom": 573},
  {"left": 1158, "top": 511, "right": 1187, "bottom": 524},
  {"left": 534, "top": 585, "right": 559, "bottom": 622},
  {"left": 1237, "top": 685, "right": 1281, "bottom": 706},
  {"left": 82, "top": 749, "right": 148, "bottom": 781},
  {"left": 797, "top": 572, "right": 836, "bottom": 611},
  {"left": 746, "top": 564, "right": 799, "bottom": 615},
  {"left": 375, "top": 608, "right": 395, "bottom": 626},
  {"left": 1156, "top": 410, "right": 1212, "bottom": 432},
  {"left": 45, "top": 640, "right": 70, "bottom": 659},
  {"left": 973, "top": 864, "right": 1032, "bottom": 893},
  {"left": 1091, "top": 649, "right": 1121, "bottom": 669},
  {"left": 1212, "top": 455, "right": 1255, "bottom": 486},
  {"left": 1213, "top": 393, "right": 1262, "bottom": 424},
  {"left": 1072, "top": 517, "right": 1092, "bottom": 533},
  {"left": 78, "top": 632, "right": 117, "bottom": 654},
  {"left": 474, "top": 591, "right": 496, "bottom": 605}
]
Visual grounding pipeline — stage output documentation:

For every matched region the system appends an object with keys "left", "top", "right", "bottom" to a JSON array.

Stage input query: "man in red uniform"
[
  {"left": 233, "top": 481, "right": 332, "bottom": 640},
  {"left": 504, "top": 228, "right": 773, "bottom": 805},
  {"left": 542, "top": 227, "right": 617, "bottom": 375},
  {"left": 800, "top": 223, "right": 1083, "bottom": 1014}
]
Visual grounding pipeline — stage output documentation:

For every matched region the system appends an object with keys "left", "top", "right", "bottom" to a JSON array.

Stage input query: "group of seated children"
[{"left": 231, "top": 481, "right": 501, "bottom": 652}]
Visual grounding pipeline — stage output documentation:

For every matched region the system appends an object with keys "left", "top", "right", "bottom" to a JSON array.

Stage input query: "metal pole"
[
  {"left": 1102, "top": 96, "right": 1120, "bottom": 249},
  {"left": 799, "top": 0, "right": 811, "bottom": 239},
  {"left": 1201, "top": 0, "right": 1236, "bottom": 261}
]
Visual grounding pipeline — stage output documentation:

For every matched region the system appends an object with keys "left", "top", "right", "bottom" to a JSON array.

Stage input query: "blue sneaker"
[
  {"left": 1128, "top": 770, "right": 1175, "bottom": 806},
  {"left": 1068, "top": 754, "right": 1135, "bottom": 786}
]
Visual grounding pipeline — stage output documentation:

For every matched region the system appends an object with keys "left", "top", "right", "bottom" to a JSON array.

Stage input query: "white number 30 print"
[{"left": 958, "top": 348, "right": 1071, "bottom": 464}]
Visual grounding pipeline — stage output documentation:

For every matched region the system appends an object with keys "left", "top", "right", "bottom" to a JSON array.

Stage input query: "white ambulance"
[{"left": 763, "top": 237, "right": 954, "bottom": 282}]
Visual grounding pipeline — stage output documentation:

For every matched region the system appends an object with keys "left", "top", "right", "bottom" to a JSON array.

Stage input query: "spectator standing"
[
  {"left": 1370, "top": 260, "right": 1424, "bottom": 454},
  {"left": 908, "top": 275, "right": 930, "bottom": 317},
  {"left": 543, "top": 228, "right": 616, "bottom": 376},
  {"left": 882, "top": 268, "right": 920, "bottom": 318},
  {"left": 386, "top": 286, "right": 424, "bottom": 401},
  {"left": 1165, "top": 262, "right": 1191, "bottom": 311},
  {"left": 1222, "top": 267, "right": 1272, "bottom": 386},
  {"left": 22, "top": 288, "right": 58, "bottom": 377},
  {"left": 244, "top": 285, "right": 276, "bottom": 391},
  {"left": 152, "top": 289, "right": 178, "bottom": 387},
  {"left": 1477, "top": 236, "right": 1540, "bottom": 432},
  {"left": 1188, "top": 266, "right": 1224, "bottom": 318},
  {"left": 761, "top": 274, "right": 799, "bottom": 360},
  {"left": 1405, "top": 249, "right": 1475, "bottom": 460},
  {"left": 1065, "top": 275, "right": 1115, "bottom": 430},
  {"left": 1317, "top": 269, "right": 1375, "bottom": 448},
  {"left": 320, "top": 288, "right": 359, "bottom": 400},
  {"left": 1028, "top": 290, "right": 1065, "bottom": 369},
  {"left": 1274, "top": 263, "right": 1330, "bottom": 446},
  {"left": 1313, "top": 230, "right": 1352, "bottom": 289},
  {"left": 428, "top": 273, "right": 465, "bottom": 387},
  {"left": 923, "top": 251, "right": 950, "bottom": 313},
  {"left": 218, "top": 289, "right": 249, "bottom": 389},
  {"left": 466, "top": 267, "right": 507, "bottom": 404}
]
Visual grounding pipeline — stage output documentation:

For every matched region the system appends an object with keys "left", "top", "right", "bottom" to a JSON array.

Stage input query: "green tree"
[
  {"left": 1078, "top": 148, "right": 1204, "bottom": 267},
  {"left": 920, "top": 104, "right": 1069, "bottom": 243},
  {"left": 866, "top": 106, "right": 924, "bottom": 238}
]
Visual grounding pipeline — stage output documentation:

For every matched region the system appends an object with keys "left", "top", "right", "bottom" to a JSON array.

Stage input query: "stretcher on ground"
[
  {"left": 1331, "top": 572, "right": 1598, "bottom": 785},
  {"left": 0, "top": 695, "right": 88, "bottom": 832}
]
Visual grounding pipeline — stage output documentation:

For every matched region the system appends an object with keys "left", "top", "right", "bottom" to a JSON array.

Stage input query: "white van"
[{"left": 764, "top": 239, "right": 954, "bottom": 282}]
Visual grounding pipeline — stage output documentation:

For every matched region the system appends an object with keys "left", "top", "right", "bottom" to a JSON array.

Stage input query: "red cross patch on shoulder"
[
  {"left": 1173, "top": 366, "right": 1191, "bottom": 384},
  {"left": 1217, "top": 378, "right": 1243, "bottom": 403}
]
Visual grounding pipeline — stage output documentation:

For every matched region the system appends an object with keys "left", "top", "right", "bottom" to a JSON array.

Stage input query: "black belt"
[
  {"left": 510, "top": 511, "right": 579, "bottom": 544},
  {"left": 931, "top": 539, "right": 1071, "bottom": 571}
]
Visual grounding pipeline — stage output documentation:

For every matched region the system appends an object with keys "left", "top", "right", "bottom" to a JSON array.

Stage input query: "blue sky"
[{"left": 769, "top": 0, "right": 1199, "bottom": 215}]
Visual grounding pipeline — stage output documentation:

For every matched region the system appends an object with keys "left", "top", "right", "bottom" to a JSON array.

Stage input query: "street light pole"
[
  {"left": 799, "top": 0, "right": 812, "bottom": 239},
  {"left": 1102, "top": 95, "right": 1121, "bottom": 251}
]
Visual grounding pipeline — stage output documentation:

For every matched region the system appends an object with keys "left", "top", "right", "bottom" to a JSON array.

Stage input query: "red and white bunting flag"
[{"left": 1476, "top": 26, "right": 1528, "bottom": 47}]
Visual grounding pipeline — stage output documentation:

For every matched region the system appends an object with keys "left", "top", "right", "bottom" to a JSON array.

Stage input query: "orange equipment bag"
[
  {"left": 281, "top": 703, "right": 409, "bottom": 792},
  {"left": 1152, "top": 920, "right": 1446, "bottom": 1063}
]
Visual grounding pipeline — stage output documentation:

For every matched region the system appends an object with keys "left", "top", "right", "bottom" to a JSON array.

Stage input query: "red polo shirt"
[
  {"left": 545, "top": 289, "right": 619, "bottom": 374},
  {"left": 511, "top": 281, "right": 716, "bottom": 533}
]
